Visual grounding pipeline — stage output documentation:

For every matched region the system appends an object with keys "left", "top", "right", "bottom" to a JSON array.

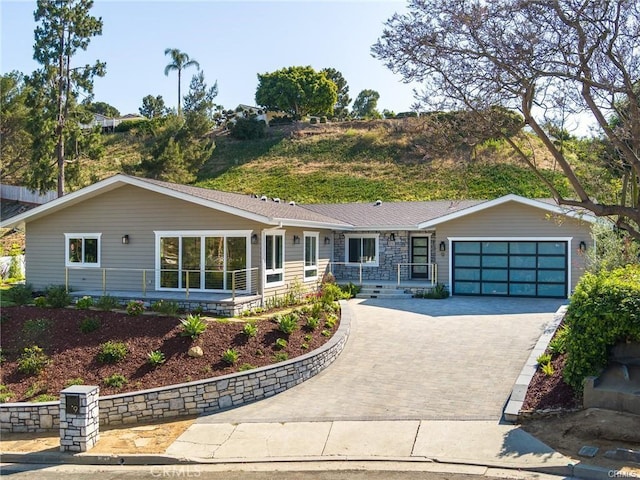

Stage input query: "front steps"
[{"left": 356, "top": 284, "right": 415, "bottom": 300}]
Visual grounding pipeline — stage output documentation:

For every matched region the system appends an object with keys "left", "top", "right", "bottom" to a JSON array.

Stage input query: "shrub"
[
  {"left": 275, "top": 338, "right": 288, "bottom": 350},
  {"left": 563, "top": 264, "right": 640, "bottom": 391},
  {"left": 79, "top": 316, "right": 101, "bottom": 334},
  {"left": 22, "top": 318, "right": 51, "bottom": 343},
  {"left": 17, "top": 346, "right": 49, "bottom": 375},
  {"left": 76, "top": 296, "right": 94, "bottom": 309},
  {"left": 96, "top": 295, "right": 120, "bottom": 311},
  {"left": 338, "top": 282, "right": 361, "bottom": 299},
  {"left": 239, "top": 363, "right": 256, "bottom": 371},
  {"left": 151, "top": 299, "right": 180, "bottom": 315},
  {"left": 222, "top": 348, "right": 239, "bottom": 365},
  {"left": 548, "top": 325, "right": 569, "bottom": 356},
  {"left": 541, "top": 363, "right": 555, "bottom": 376},
  {"left": 6, "top": 284, "right": 33, "bottom": 305},
  {"left": 536, "top": 353, "right": 552, "bottom": 366},
  {"left": 273, "top": 352, "right": 288, "bottom": 362},
  {"left": 126, "top": 300, "right": 145, "bottom": 316},
  {"left": 33, "top": 296, "right": 47, "bottom": 307},
  {"left": 321, "top": 329, "right": 331, "bottom": 337},
  {"left": 325, "top": 314, "right": 338, "bottom": 329},
  {"left": 34, "top": 394, "right": 57, "bottom": 402},
  {"left": 45, "top": 285, "right": 71, "bottom": 308},
  {"left": 97, "top": 341, "right": 128, "bottom": 364},
  {"left": 242, "top": 322, "right": 258, "bottom": 337},
  {"left": 64, "top": 378, "right": 85, "bottom": 387},
  {"left": 416, "top": 284, "right": 450, "bottom": 299},
  {"left": 229, "top": 117, "right": 266, "bottom": 140},
  {"left": 320, "top": 283, "right": 348, "bottom": 303},
  {"left": 0, "top": 385, "right": 13, "bottom": 403},
  {"left": 276, "top": 313, "right": 298, "bottom": 335},
  {"left": 114, "top": 118, "right": 148, "bottom": 133},
  {"left": 305, "top": 316, "right": 320, "bottom": 331},
  {"left": 180, "top": 314, "right": 207, "bottom": 339},
  {"left": 147, "top": 350, "right": 166, "bottom": 367},
  {"left": 103, "top": 373, "right": 128, "bottom": 389},
  {"left": 301, "top": 343, "right": 309, "bottom": 350}
]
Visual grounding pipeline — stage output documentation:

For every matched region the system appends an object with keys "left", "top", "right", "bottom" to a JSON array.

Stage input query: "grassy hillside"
[{"left": 194, "top": 120, "right": 573, "bottom": 203}]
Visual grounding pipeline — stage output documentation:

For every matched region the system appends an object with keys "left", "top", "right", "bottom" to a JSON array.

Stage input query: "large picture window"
[
  {"left": 304, "top": 232, "right": 319, "bottom": 281},
  {"left": 345, "top": 234, "right": 378, "bottom": 266},
  {"left": 65, "top": 233, "right": 101, "bottom": 267},
  {"left": 156, "top": 231, "right": 250, "bottom": 292},
  {"left": 265, "top": 231, "right": 285, "bottom": 285}
]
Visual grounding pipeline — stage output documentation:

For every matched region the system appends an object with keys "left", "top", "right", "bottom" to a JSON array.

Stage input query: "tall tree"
[
  {"left": 139, "top": 94, "right": 167, "bottom": 119},
  {"left": 183, "top": 70, "right": 218, "bottom": 137},
  {"left": 28, "top": 0, "right": 105, "bottom": 196},
  {"left": 352, "top": 89, "right": 381, "bottom": 119},
  {"left": 84, "top": 100, "right": 120, "bottom": 117},
  {"left": 0, "top": 72, "right": 32, "bottom": 184},
  {"left": 164, "top": 48, "right": 199, "bottom": 117},
  {"left": 255, "top": 66, "right": 337, "bottom": 120},
  {"left": 373, "top": 0, "right": 640, "bottom": 239},
  {"left": 322, "top": 67, "right": 351, "bottom": 119}
]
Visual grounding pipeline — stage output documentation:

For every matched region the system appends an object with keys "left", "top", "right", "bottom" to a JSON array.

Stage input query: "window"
[
  {"left": 265, "top": 231, "right": 285, "bottom": 285},
  {"left": 304, "top": 232, "right": 319, "bottom": 281},
  {"left": 65, "top": 234, "right": 101, "bottom": 267},
  {"left": 156, "top": 231, "right": 250, "bottom": 291},
  {"left": 345, "top": 234, "right": 378, "bottom": 266}
]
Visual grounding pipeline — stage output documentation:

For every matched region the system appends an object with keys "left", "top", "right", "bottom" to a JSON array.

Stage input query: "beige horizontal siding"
[{"left": 433, "top": 202, "right": 593, "bottom": 294}]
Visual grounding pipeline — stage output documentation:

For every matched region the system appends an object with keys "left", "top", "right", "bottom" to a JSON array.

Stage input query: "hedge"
[{"left": 563, "top": 264, "right": 640, "bottom": 391}]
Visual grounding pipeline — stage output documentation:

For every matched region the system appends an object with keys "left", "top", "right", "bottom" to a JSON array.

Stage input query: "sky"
[{"left": 0, "top": 0, "right": 422, "bottom": 116}]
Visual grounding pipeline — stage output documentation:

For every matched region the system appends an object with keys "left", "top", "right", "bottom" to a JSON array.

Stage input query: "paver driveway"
[{"left": 198, "top": 297, "right": 565, "bottom": 424}]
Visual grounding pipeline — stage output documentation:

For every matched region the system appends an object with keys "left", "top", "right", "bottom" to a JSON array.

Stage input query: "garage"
[{"left": 452, "top": 240, "right": 568, "bottom": 298}]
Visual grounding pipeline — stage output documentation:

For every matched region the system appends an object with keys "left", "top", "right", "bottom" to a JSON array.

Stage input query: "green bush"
[
  {"left": 34, "top": 296, "right": 47, "bottom": 307},
  {"left": 151, "top": 299, "right": 180, "bottom": 315},
  {"left": 563, "top": 264, "right": 640, "bottom": 391},
  {"left": 338, "top": 282, "right": 361, "bottom": 299},
  {"left": 305, "top": 316, "right": 320, "bottom": 331},
  {"left": 103, "top": 373, "right": 128, "bottom": 389},
  {"left": 17, "top": 346, "right": 49, "bottom": 375},
  {"left": 147, "top": 350, "right": 166, "bottom": 367},
  {"left": 79, "top": 316, "right": 101, "bottom": 334},
  {"left": 416, "top": 283, "right": 450, "bottom": 299},
  {"left": 222, "top": 348, "right": 239, "bottom": 365},
  {"left": 76, "top": 296, "right": 94, "bottom": 309},
  {"left": 536, "top": 353, "right": 552, "bottom": 366},
  {"left": 276, "top": 313, "right": 298, "bottom": 335},
  {"left": 239, "top": 363, "right": 256, "bottom": 371},
  {"left": 242, "top": 322, "right": 258, "bottom": 337},
  {"left": 0, "top": 385, "right": 14, "bottom": 403},
  {"left": 114, "top": 118, "right": 148, "bottom": 133},
  {"left": 6, "top": 284, "right": 33, "bottom": 305},
  {"left": 275, "top": 338, "right": 288, "bottom": 350},
  {"left": 64, "top": 378, "right": 85, "bottom": 387},
  {"left": 125, "top": 300, "right": 145, "bottom": 316},
  {"left": 45, "top": 285, "right": 71, "bottom": 308},
  {"left": 33, "top": 394, "right": 57, "bottom": 402},
  {"left": 273, "top": 352, "right": 288, "bottom": 362},
  {"left": 230, "top": 117, "right": 266, "bottom": 140},
  {"left": 548, "top": 325, "right": 569, "bottom": 356},
  {"left": 541, "top": 363, "right": 555, "bottom": 376},
  {"left": 96, "top": 295, "right": 120, "bottom": 311},
  {"left": 320, "top": 283, "right": 348, "bottom": 303},
  {"left": 97, "top": 341, "right": 128, "bottom": 364},
  {"left": 180, "top": 314, "right": 207, "bottom": 339}
]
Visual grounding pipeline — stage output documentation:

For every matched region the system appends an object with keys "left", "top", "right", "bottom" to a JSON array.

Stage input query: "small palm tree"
[{"left": 164, "top": 48, "right": 200, "bottom": 116}]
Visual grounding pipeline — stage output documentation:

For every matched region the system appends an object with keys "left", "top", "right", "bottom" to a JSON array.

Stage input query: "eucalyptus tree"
[
  {"left": 373, "top": 0, "right": 640, "bottom": 238},
  {"left": 164, "top": 48, "right": 199, "bottom": 116}
]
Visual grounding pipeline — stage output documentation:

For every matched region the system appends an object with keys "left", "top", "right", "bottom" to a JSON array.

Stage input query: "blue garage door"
[{"left": 452, "top": 241, "right": 567, "bottom": 298}]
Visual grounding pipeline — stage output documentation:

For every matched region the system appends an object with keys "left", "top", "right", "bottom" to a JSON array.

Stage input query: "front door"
[{"left": 411, "top": 237, "right": 430, "bottom": 279}]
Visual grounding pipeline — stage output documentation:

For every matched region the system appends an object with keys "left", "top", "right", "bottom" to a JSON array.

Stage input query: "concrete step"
[{"left": 356, "top": 291, "right": 414, "bottom": 299}]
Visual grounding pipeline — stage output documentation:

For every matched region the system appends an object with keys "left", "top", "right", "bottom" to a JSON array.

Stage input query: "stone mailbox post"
[{"left": 60, "top": 385, "right": 100, "bottom": 452}]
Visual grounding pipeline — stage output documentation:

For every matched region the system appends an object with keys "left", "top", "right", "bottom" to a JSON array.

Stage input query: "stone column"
[{"left": 59, "top": 385, "right": 100, "bottom": 452}]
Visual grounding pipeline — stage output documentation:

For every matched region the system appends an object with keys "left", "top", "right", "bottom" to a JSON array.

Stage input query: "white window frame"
[
  {"left": 263, "top": 229, "right": 285, "bottom": 287},
  {"left": 154, "top": 230, "right": 252, "bottom": 292},
  {"left": 64, "top": 233, "right": 102, "bottom": 268},
  {"left": 344, "top": 233, "right": 379, "bottom": 267},
  {"left": 303, "top": 231, "right": 319, "bottom": 282}
]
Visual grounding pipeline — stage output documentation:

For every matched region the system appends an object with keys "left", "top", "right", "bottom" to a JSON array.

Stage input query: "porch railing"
[
  {"left": 327, "top": 261, "right": 365, "bottom": 285},
  {"left": 396, "top": 263, "right": 438, "bottom": 286},
  {"left": 64, "top": 267, "right": 259, "bottom": 299}
]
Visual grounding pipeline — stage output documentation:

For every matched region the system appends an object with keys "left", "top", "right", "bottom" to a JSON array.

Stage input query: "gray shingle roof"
[
  {"left": 133, "top": 176, "right": 351, "bottom": 227},
  {"left": 302, "top": 199, "right": 485, "bottom": 229}
]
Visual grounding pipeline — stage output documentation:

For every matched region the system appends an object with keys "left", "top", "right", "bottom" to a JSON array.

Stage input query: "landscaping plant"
[
  {"left": 180, "top": 314, "right": 207, "bottom": 339},
  {"left": 97, "top": 341, "right": 128, "bottom": 364}
]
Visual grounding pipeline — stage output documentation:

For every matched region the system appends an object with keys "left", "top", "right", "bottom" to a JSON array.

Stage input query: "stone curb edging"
[
  {"left": 0, "top": 301, "right": 352, "bottom": 433},
  {"left": 503, "top": 305, "right": 567, "bottom": 422}
]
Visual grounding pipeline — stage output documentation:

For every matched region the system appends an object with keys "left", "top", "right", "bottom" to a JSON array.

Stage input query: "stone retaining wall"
[{"left": 0, "top": 302, "right": 351, "bottom": 433}]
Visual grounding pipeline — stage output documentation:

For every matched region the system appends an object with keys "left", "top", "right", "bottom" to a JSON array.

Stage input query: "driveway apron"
[{"left": 198, "top": 297, "right": 565, "bottom": 424}]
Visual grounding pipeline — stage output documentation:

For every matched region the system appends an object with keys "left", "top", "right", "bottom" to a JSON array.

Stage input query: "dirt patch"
[
  {"left": 0, "top": 305, "right": 339, "bottom": 401},
  {"left": 521, "top": 409, "right": 640, "bottom": 473}
]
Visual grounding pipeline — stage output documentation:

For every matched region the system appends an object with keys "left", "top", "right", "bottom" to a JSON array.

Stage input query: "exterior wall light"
[
  {"left": 390, "top": 233, "right": 395, "bottom": 241},
  {"left": 439, "top": 241, "right": 446, "bottom": 252},
  {"left": 293, "top": 235, "right": 301, "bottom": 245},
  {"left": 579, "top": 241, "right": 587, "bottom": 252},
  {"left": 122, "top": 235, "right": 129, "bottom": 245},
  {"left": 324, "top": 236, "right": 331, "bottom": 245},
  {"left": 251, "top": 234, "right": 258, "bottom": 244}
]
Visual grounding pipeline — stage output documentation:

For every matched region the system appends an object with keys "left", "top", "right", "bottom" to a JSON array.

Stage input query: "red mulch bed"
[
  {"left": 0, "top": 306, "right": 339, "bottom": 401},
  {"left": 522, "top": 354, "right": 581, "bottom": 411}
]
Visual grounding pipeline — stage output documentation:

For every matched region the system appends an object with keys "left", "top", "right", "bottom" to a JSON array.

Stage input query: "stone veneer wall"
[{"left": 0, "top": 302, "right": 351, "bottom": 433}]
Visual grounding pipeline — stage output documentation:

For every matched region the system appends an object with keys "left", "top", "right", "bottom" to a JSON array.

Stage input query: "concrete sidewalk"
[{"left": 164, "top": 419, "right": 571, "bottom": 476}]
